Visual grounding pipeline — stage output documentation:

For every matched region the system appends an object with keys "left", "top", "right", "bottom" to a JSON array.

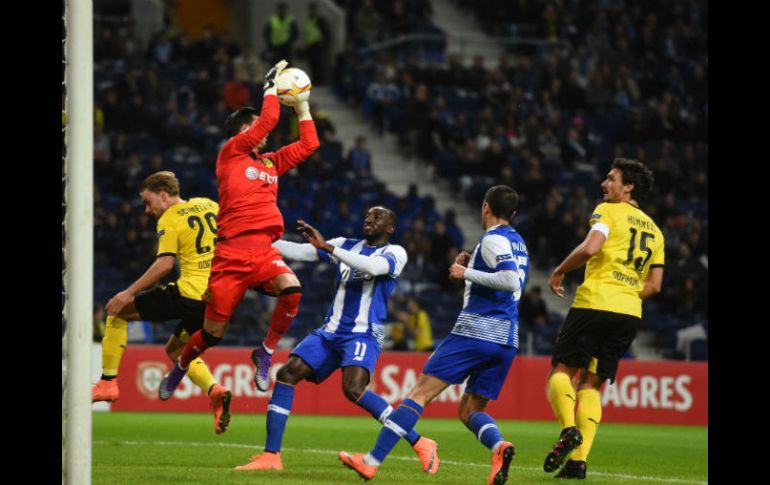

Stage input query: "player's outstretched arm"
[
  {"left": 297, "top": 220, "right": 392, "bottom": 276},
  {"left": 450, "top": 264, "right": 519, "bottom": 292},
  {"left": 105, "top": 255, "right": 175, "bottom": 315},
  {"left": 273, "top": 239, "right": 321, "bottom": 262}
]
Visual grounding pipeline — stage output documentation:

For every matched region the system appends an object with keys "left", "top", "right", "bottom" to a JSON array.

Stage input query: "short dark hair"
[
  {"left": 223, "top": 107, "right": 259, "bottom": 138},
  {"left": 484, "top": 185, "right": 519, "bottom": 220},
  {"left": 612, "top": 158, "right": 655, "bottom": 201},
  {"left": 370, "top": 205, "right": 397, "bottom": 228}
]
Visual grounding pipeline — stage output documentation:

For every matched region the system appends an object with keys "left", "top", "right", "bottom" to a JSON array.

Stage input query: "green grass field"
[{"left": 89, "top": 412, "right": 707, "bottom": 484}]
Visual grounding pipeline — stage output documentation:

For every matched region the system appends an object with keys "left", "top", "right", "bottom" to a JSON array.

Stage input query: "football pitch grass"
[{"left": 90, "top": 412, "right": 707, "bottom": 484}]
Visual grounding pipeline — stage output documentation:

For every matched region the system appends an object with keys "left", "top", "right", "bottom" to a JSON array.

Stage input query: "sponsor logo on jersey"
[{"left": 246, "top": 166, "right": 278, "bottom": 184}]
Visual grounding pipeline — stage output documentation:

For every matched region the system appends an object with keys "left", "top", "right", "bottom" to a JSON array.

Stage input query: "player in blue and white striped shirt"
[
  {"left": 340, "top": 186, "right": 529, "bottom": 485},
  {"left": 235, "top": 206, "right": 439, "bottom": 474}
]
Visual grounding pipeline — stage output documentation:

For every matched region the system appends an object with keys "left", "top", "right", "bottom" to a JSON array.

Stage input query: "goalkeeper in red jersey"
[{"left": 159, "top": 60, "right": 320, "bottom": 398}]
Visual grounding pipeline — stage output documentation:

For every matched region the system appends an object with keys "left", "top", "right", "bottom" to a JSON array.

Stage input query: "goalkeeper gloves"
[
  {"left": 294, "top": 100, "right": 312, "bottom": 121},
  {"left": 264, "top": 59, "right": 288, "bottom": 96}
]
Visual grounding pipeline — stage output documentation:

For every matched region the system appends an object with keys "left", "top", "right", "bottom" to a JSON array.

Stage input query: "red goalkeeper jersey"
[{"left": 215, "top": 95, "right": 320, "bottom": 241}]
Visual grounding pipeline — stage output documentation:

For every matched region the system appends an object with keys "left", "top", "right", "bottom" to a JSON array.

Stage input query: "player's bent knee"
[
  {"left": 201, "top": 329, "right": 222, "bottom": 347},
  {"left": 274, "top": 274, "right": 302, "bottom": 294},
  {"left": 276, "top": 366, "right": 301, "bottom": 385},
  {"left": 203, "top": 319, "right": 228, "bottom": 337},
  {"left": 279, "top": 286, "right": 303, "bottom": 296},
  {"left": 276, "top": 357, "right": 309, "bottom": 385},
  {"left": 276, "top": 366, "right": 293, "bottom": 383},
  {"left": 578, "top": 372, "right": 605, "bottom": 390},
  {"left": 343, "top": 384, "right": 366, "bottom": 403},
  {"left": 458, "top": 406, "right": 480, "bottom": 425}
]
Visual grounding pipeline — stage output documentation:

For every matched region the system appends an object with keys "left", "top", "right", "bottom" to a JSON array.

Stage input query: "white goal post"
[{"left": 63, "top": 0, "right": 94, "bottom": 484}]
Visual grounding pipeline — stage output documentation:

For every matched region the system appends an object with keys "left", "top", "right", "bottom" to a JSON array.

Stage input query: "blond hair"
[{"left": 140, "top": 171, "right": 180, "bottom": 196}]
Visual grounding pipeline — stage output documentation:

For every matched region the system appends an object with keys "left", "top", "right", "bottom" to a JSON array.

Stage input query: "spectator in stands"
[
  {"left": 221, "top": 75, "right": 252, "bottom": 111},
  {"left": 88, "top": 0, "right": 706, "bottom": 360},
  {"left": 302, "top": 3, "right": 330, "bottom": 85},
  {"left": 353, "top": 0, "right": 383, "bottom": 45},
  {"left": 263, "top": 2, "right": 299, "bottom": 64},
  {"left": 429, "top": 220, "right": 457, "bottom": 269},
  {"left": 401, "top": 297, "right": 434, "bottom": 351},
  {"left": 388, "top": 319, "right": 408, "bottom": 351},
  {"left": 149, "top": 30, "right": 174, "bottom": 65},
  {"left": 443, "top": 210, "right": 464, "bottom": 250},
  {"left": 94, "top": 124, "right": 111, "bottom": 163},
  {"left": 232, "top": 45, "right": 264, "bottom": 85},
  {"left": 189, "top": 24, "right": 221, "bottom": 67},
  {"left": 347, "top": 135, "right": 372, "bottom": 178},
  {"left": 519, "top": 285, "right": 549, "bottom": 333},
  {"left": 366, "top": 72, "right": 401, "bottom": 135}
]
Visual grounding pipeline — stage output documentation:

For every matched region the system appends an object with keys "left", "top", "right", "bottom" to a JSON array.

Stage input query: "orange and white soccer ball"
[{"left": 276, "top": 67, "right": 312, "bottom": 107}]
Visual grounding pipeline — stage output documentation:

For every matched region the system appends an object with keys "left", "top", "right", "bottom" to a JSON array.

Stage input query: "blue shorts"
[
  {"left": 291, "top": 328, "right": 382, "bottom": 383},
  {"left": 422, "top": 334, "right": 517, "bottom": 400}
]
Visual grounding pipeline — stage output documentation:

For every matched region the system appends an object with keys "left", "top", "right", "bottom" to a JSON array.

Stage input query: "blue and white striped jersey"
[
  {"left": 317, "top": 238, "right": 407, "bottom": 345},
  {"left": 451, "top": 224, "right": 529, "bottom": 348}
]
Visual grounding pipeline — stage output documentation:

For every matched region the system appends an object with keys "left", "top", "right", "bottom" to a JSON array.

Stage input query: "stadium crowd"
[
  {"left": 333, "top": 0, "right": 707, "bottom": 357},
  {"left": 84, "top": 0, "right": 706, "bottom": 358}
]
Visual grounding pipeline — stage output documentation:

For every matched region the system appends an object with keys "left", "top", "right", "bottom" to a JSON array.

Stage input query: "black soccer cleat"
[
  {"left": 555, "top": 459, "right": 587, "bottom": 479},
  {"left": 543, "top": 426, "right": 583, "bottom": 472}
]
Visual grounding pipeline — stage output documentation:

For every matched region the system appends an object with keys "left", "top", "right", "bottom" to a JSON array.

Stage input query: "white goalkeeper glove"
[
  {"left": 263, "top": 59, "right": 288, "bottom": 97},
  {"left": 294, "top": 100, "right": 312, "bottom": 121}
]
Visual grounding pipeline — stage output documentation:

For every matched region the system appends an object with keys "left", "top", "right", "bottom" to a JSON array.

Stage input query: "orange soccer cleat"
[
  {"left": 208, "top": 384, "right": 232, "bottom": 434},
  {"left": 488, "top": 441, "right": 516, "bottom": 485},
  {"left": 91, "top": 379, "right": 119, "bottom": 403},
  {"left": 412, "top": 436, "right": 440, "bottom": 474},
  {"left": 234, "top": 451, "right": 283, "bottom": 471},
  {"left": 338, "top": 451, "right": 378, "bottom": 480}
]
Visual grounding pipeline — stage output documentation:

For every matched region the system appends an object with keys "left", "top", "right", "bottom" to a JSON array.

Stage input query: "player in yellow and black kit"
[
  {"left": 91, "top": 171, "right": 233, "bottom": 434},
  {"left": 542, "top": 159, "right": 664, "bottom": 479}
]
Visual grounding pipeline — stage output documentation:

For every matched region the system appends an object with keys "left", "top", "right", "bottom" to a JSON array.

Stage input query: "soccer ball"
[{"left": 276, "top": 67, "right": 312, "bottom": 107}]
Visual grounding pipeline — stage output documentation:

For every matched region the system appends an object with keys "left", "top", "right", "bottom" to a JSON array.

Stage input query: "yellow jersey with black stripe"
[
  {"left": 156, "top": 197, "right": 219, "bottom": 300},
  {"left": 572, "top": 202, "right": 665, "bottom": 318}
]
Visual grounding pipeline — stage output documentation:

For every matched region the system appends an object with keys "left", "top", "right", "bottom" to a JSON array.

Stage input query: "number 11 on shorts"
[{"left": 353, "top": 341, "right": 367, "bottom": 361}]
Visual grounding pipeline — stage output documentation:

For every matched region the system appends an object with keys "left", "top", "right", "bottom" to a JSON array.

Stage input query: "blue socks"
[
  {"left": 357, "top": 390, "right": 421, "bottom": 446},
  {"left": 369, "top": 398, "right": 424, "bottom": 464},
  {"left": 468, "top": 412, "right": 505, "bottom": 451},
  {"left": 265, "top": 382, "right": 294, "bottom": 453}
]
